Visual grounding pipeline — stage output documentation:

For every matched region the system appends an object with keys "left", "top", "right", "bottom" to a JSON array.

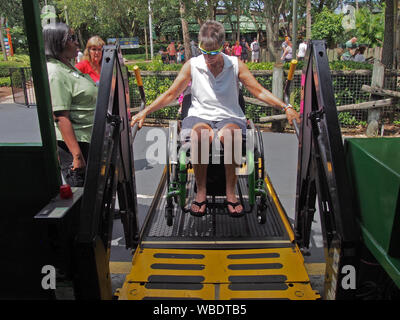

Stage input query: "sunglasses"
[
  {"left": 67, "top": 34, "right": 78, "bottom": 42},
  {"left": 90, "top": 47, "right": 102, "bottom": 52},
  {"left": 198, "top": 44, "right": 223, "bottom": 55}
]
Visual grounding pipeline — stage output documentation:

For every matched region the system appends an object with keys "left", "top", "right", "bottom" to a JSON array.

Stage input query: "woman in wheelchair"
[{"left": 131, "top": 20, "right": 300, "bottom": 218}]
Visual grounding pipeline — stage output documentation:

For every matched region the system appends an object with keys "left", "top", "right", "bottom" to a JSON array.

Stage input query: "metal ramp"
[{"left": 117, "top": 171, "right": 320, "bottom": 300}]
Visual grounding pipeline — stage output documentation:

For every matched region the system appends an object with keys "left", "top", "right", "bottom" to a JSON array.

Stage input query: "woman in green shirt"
[{"left": 43, "top": 23, "right": 98, "bottom": 187}]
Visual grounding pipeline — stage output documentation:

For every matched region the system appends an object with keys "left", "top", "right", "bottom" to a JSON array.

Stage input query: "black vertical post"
[
  {"left": 20, "top": 68, "right": 28, "bottom": 106},
  {"left": 22, "top": 0, "right": 61, "bottom": 189}
]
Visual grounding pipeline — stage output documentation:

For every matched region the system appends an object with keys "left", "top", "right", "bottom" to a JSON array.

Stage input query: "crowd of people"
[
  {"left": 159, "top": 40, "right": 190, "bottom": 64},
  {"left": 159, "top": 37, "right": 262, "bottom": 64},
  {"left": 162, "top": 35, "right": 309, "bottom": 64},
  {"left": 220, "top": 38, "right": 260, "bottom": 63}
]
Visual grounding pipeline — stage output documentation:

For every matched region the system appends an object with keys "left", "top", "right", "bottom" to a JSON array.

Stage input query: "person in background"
[
  {"left": 177, "top": 42, "right": 183, "bottom": 63},
  {"left": 190, "top": 40, "right": 201, "bottom": 57},
  {"left": 159, "top": 46, "right": 169, "bottom": 64},
  {"left": 232, "top": 40, "right": 242, "bottom": 60},
  {"left": 76, "top": 49, "right": 83, "bottom": 63},
  {"left": 167, "top": 40, "right": 177, "bottom": 64},
  {"left": 223, "top": 41, "right": 231, "bottom": 55},
  {"left": 240, "top": 38, "right": 250, "bottom": 63},
  {"left": 341, "top": 37, "right": 358, "bottom": 61},
  {"left": 352, "top": 45, "right": 366, "bottom": 62},
  {"left": 281, "top": 36, "right": 290, "bottom": 56},
  {"left": 179, "top": 46, "right": 185, "bottom": 63},
  {"left": 43, "top": 23, "right": 98, "bottom": 187},
  {"left": 281, "top": 39, "right": 293, "bottom": 62},
  {"left": 296, "top": 36, "right": 307, "bottom": 61},
  {"left": 250, "top": 38, "right": 260, "bottom": 63},
  {"left": 130, "top": 20, "right": 299, "bottom": 218},
  {"left": 75, "top": 36, "right": 105, "bottom": 85}
]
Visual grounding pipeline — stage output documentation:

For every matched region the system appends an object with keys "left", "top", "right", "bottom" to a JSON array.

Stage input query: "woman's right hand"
[
  {"left": 72, "top": 154, "right": 86, "bottom": 170},
  {"left": 130, "top": 109, "right": 147, "bottom": 129}
]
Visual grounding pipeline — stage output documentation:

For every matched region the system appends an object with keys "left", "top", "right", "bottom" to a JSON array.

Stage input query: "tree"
[
  {"left": 355, "top": 4, "right": 384, "bottom": 47},
  {"left": 55, "top": 0, "right": 148, "bottom": 45},
  {"left": 311, "top": 7, "right": 344, "bottom": 48},
  {"left": 180, "top": 0, "right": 191, "bottom": 60},
  {"left": 263, "top": 0, "right": 287, "bottom": 62},
  {"left": 0, "top": 0, "right": 49, "bottom": 52},
  {"left": 306, "top": 0, "right": 311, "bottom": 39},
  {"left": 382, "top": 0, "right": 394, "bottom": 68}
]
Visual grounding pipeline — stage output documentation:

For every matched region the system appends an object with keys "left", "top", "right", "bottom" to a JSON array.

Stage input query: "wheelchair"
[{"left": 164, "top": 90, "right": 269, "bottom": 227}]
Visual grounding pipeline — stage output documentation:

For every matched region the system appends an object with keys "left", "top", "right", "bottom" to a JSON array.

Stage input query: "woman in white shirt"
[
  {"left": 297, "top": 36, "right": 308, "bottom": 61},
  {"left": 131, "top": 20, "right": 300, "bottom": 218},
  {"left": 281, "top": 40, "right": 293, "bottom": 62}
]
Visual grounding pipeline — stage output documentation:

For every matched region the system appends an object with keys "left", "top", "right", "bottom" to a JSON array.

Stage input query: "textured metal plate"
[
  {"left": 142, "top": 172, "right": 289, "bottom": 248},
  {"left": 118, "top": 247, "right": 320, "bottom": 300}
]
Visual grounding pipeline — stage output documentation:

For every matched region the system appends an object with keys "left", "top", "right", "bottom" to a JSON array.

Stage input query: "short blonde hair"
[{"left": 83, "top": 36, "right": 105, "bottom": 62}]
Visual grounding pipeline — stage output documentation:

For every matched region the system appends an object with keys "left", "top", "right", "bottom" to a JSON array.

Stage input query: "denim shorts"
[{"left": 180, "top": 116, "right": 247, "bottom": 142}]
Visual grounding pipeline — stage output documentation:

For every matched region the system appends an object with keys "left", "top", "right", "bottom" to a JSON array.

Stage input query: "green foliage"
[
  {"left": 127, "top": 59, "right": 183, "bottom": 72},
  {"left": 0, "top": 67, "right": 11, "bottom": 78},
  {"left": 329, "top": 60, "right": 373, "bottom": 71},
  {"left": 0, "top": 76, "right": 10, "bottom": 87},
  {"left": 0, "top": 54, "right": 30, "bottom": 77},
  {"left": 10, "top": 70, "right": 23, "bottom": 88},
  {"left": 246, "top": 62, "right": 274, "bottom": 70},
  {"left": 337, "top": 112, "right": 360, "bottom": 126},
  {"left": 311, "top": 8, "right": 344, "bottom": 48},
  {"left": 354, "top": 4, "right": 385, "bottom": 47}
]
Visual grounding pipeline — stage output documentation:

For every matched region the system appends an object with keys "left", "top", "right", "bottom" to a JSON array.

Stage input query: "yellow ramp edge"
[{"left": 117, "top": 247, "right": 320, "bottom": 300}]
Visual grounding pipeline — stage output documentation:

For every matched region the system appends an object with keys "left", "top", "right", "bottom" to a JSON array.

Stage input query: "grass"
[{"left": 122, "top": 53, "right": 149, "bottom": 63}]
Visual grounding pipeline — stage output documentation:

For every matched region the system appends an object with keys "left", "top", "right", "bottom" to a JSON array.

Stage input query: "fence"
[
  {"left": 129, "top": 69, "right": 400, "bottom": 128},
  {"left": 326, "top": 47, "right": 383, "bottom": 62},
  {"left": 247, "top": 47, "right": 382, "bottom": 63},
  {"left": 9, "top": 67, "right": 36, "bottom": 106},
  {"left": 7, "top": 66, "right": 399, "bottom": 128}
]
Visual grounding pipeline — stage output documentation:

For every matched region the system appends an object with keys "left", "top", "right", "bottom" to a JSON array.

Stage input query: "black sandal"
[
  {"left": 225, "top": 201, "right": 245, "bottom": 218},
  {"left": 189, "top": 200, "right": 207, "bottom": 217}
]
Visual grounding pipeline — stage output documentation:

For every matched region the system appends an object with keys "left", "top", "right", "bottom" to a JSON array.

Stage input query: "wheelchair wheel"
[
  {"left": 165, "top": 206, "right": 173, "bottom": 227},
  {"left": 178, "top": 150, "right": 187, "bottom": 208},
  {"left": 247, "top": 149, "right": 256, "bottom": 206},
  {"left": 165, "top": 122, "right": 178, "bottom": 226}
]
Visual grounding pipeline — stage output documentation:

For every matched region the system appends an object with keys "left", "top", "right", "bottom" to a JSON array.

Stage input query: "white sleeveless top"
[{"left": 188, "top": 53, "right": 245, "bottom": 121}]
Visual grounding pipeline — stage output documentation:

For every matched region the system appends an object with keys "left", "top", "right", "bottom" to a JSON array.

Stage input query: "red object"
[
  {"left": 60, "top": 184, "right": 73, "bottom": 199},
  {"left": 75, "top": 60, "right": 100, "bottom": 83},
  {"left": 6, "top": 28, "right": 13, "bottom": 56}
]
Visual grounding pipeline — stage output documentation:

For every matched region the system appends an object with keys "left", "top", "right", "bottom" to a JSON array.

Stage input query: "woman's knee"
[
  {"left": 191, "top": 123, "right": 213, "bottom": 144},
  {"left": 218, "top": 123, "right": 242, "bottom": 144}
]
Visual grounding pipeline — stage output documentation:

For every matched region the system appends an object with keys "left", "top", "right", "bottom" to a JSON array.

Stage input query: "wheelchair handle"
[
  {"left": 292, "top": 120, "right": 300, "bottom": 136},
  {"left": 133, "top": 65, "right": 146, "bottom": 108},
  {"left": 287, "top": 59, "right": 298, "bottom": 81},
  {"left": 284, "top": 59, "right": 300, "bottom": 138},
  {"left": 132, "top": 66, "right": 146, "bottom": 139}
]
